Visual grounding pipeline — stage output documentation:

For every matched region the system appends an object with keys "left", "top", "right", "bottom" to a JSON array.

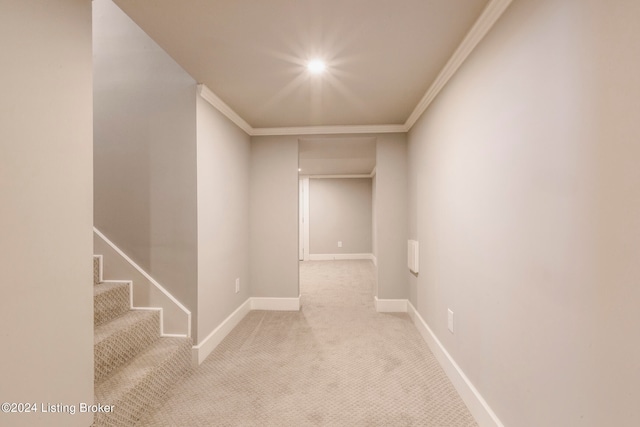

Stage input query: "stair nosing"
[
  {"left": 94, "top": 309, "right": 160, "bottom": 344},
  {"left": 92, "top": 253, "right": 191, "bottom": 426},
  {"left": 94, "top": 281, "right": 130, "bottom": 327},
  {"left": 94, "top": 337, "right": 191, "bottom": 393}
]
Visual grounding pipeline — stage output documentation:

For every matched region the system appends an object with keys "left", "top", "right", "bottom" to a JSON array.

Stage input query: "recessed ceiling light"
[
  {"left": 307, "top": 59, "right": 326, "bottom": 74},
  {"left": 298, "top": 168, "right": 302, "bottom": 172}
]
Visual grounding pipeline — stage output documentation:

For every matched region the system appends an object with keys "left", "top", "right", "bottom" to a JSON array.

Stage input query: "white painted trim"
[
  {"left": 309, "top": 253, "right": 375, "bottom": 261},
  {"left": 371, "top": 255, "right": 377, "bottom": 266},
  {"left": 374, "top": 296, "right": 408, "bottom": 313},
  {"left": 251, "top": 296, "right": 301, "bottom": 311},
  {"left": 192, "top": 298, "right": 252, "bottom": 366},
  {"left": 302, "top": 178, "right": 310, "bottom": 261},
  {"left": 251, "top": 124, "right": 406, "bottom": 136},
  {"left": 93, "top": 227, "right": 192, "bottom": 338},
  {"left": 197, "top": 84, "right": 253, "bottom": 135},
  {"left": 405, "top": 0, "right": 513, "bottom": 129},
  {"left": 369, "top": 167, "right": 377, "bottom": 178},
  {"left": 191, "top": 296, "right": 303, "bottom": 366},
  {"left": 299, "top": 178, "right": 304, "bottom": 261},
  {"left": 199, "top": 83, "right": 406, "bottom": 136},
  {"left": 99, "top": 275, "right": 188, "bottom": 339},
  {"left": 196, "top": 2, "right": 512, "bottom": 137},
  {"left": 407, "top": 302, "right": 503, "bottom": 427},
  {"left": 308, "top": 174, "right": 372, "bottom": 179}
]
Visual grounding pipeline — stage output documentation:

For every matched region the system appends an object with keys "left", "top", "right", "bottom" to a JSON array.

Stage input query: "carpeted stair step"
[
  {"left": 94, "top": 310, "right": 161, "bottom": 384},
  {"left": 94, "top": 281, "right": 130, "bottom": 326},
  {"left": 93, "top": 337, "right": 192, "bottom": 427}
]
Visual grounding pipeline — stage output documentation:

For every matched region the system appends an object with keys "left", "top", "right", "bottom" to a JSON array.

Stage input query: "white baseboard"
[
  {"left": 192, "top": 298, "right": 252, "bottom": 366},
  {"left": 251, "top": 296, "right": 300, "bottom": 311},
  {"left": 191, "top": 296, "right": 301, "bottom": 366},
  {"left": 309, "top": 253, "right": 375, "bottom": 261},
  {"left": 374, "top": 296, "right": 408, "bottom": 313},
  {"left": 407, "top": 302, "right": 503, "bottom": 427}
]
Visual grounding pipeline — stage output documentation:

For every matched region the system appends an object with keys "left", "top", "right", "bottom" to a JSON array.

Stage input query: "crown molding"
[
  {"left": 404, "top": 0, "right": 513, "bottom": 129},
  {"left": 299, "top": 167, "right": 375, "bottom": 179},
  {"left": 250, "top": 124, "right": 407, "bottom": 136},
  {"left": 198, "top": 83, "right": 407, "bottom": 136},
  {"left": 197, "top": 84, "right": 253, "bottom": 135},
  {"left": 306, "top": 174, "right": 372, "bottom": 179},
  {"left": 198, "top": 0, "right": 512, "bottom": 137}
]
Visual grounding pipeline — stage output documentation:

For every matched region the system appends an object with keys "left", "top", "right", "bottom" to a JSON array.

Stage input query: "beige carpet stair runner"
[{"left": 92, "top": 256, "right": 191, "bottom": 426}]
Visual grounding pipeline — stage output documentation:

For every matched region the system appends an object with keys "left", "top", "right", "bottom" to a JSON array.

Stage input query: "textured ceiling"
[{"left": 113, "top": 0, "right": 489, "bottom": 130}]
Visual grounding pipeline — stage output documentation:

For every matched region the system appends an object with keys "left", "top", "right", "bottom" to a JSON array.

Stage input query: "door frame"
[{"left": 299, "top": 177, "right": 310, "bottom": 261}]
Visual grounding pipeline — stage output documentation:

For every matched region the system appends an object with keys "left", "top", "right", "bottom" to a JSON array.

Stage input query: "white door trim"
[{"left": 302, "top": 177, "right": 310, "bottom": 261}]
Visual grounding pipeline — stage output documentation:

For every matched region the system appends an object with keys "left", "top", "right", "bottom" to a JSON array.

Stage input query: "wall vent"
[{"left": 408, "top": 240, "right": 419, "bottom": 274}]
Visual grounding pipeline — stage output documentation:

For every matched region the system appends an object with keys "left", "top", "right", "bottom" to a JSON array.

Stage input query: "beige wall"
[
  {"left": 408, "top": 0, "right": 640, "bottom": 424},
  {"left": 93, "top": 0, "right": 199, "bottom": 337},
  {"left": 375, "top": 134, "right": 408, "bottom": 300},
  {"left": 588, "top": 1, "right": 640, "bottom": 423},
  {"left": 250, "top": 133, "right": 406, "bottom": 301},
  {"left": 196, "top": 96, "right": 251, "bottom": 344},
  {"left": 309, "top": 178, "right": 372, "bottom": 255},
  {"left": 250, "top": 136, "right": 300, "bottom": 298},
  {"left": 0, "top": 1, "right": 94, "bottom": 426}
]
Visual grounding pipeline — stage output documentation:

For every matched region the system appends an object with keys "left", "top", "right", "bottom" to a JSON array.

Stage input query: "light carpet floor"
[{"left": 137, "top": 260, "right": 477, "bottom": 426}]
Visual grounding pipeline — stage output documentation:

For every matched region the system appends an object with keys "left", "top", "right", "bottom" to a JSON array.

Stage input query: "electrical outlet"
[
  {"left": 235, "top": 278, "right": 240, "bottom": 293},
  {"left": 447, "top": 308, "right": 454, "bottom": 333},
  {"left": 338, "top": 241, "right": 342, "bottom": 248}
]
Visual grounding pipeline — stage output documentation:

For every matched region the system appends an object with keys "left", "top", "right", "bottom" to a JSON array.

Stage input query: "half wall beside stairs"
[
  {"left": 94, "top": 228, "right": 191, "bottom": 337},
  {"left": 93, "top": 255, "right": 191, "bottom": 426}
]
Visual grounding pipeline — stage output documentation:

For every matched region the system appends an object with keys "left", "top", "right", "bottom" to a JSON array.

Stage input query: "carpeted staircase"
[{"left": 92, "top": 255, "right": 191, "bottom": 426}]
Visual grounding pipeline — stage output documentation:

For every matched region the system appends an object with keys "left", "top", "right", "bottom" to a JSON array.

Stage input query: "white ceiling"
[{"left": 113, "top": 0, "right": 490, "bottom": 130}]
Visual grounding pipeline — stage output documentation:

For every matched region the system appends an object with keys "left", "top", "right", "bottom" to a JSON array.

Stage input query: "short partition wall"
[{"left": 94, "top": 228, "right": 191, "bottom": 338}]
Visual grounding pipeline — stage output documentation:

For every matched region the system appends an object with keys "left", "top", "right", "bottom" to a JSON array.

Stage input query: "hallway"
[{"left": 138, "top": 260, "right": 475, "bottom": 426}]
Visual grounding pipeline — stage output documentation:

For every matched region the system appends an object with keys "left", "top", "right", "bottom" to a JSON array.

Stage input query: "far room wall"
[{"left": 308, "top": 178, "right": 373, "bottom": 257}]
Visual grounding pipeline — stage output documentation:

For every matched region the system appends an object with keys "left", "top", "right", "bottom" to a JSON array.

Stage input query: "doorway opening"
[{"left": 298, "top": 136, "right": 378, "bottom": 303}]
